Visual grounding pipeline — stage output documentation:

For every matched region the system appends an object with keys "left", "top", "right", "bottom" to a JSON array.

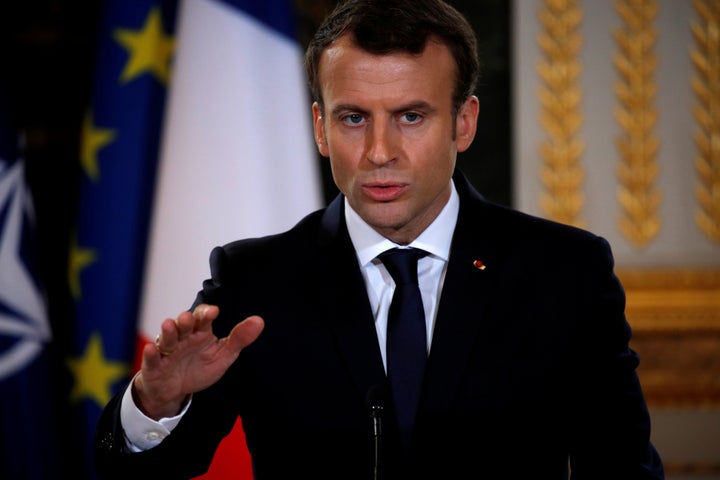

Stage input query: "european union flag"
[
  {"left": 0, "top": 81, "right": 58, "bottom": 478},
  {"left": 66, "top": 1, "right": 177, "bottom": 478}
]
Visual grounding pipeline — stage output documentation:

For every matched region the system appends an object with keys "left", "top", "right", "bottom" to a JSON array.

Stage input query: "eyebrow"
[
  {"left": 330, "top": 100, "right": 436, "bottom": 118},
  {"left": 330, "top": 103, "right": 367, "bottom": 117}
]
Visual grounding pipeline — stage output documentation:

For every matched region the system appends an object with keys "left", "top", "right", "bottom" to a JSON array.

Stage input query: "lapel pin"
[{"left": 473, "top": 260, "right": 486, "bottom": 270}]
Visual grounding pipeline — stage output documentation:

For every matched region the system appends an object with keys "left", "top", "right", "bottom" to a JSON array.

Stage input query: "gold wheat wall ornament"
[
  {"left": 692, "top": 0, "right": 720, "bottom": 243},
  {"left": 613, "top": 0, "right": 661, "bottom": 247},
  {"left": 536, "top": 0, "right": 586, "bottom": 228}
]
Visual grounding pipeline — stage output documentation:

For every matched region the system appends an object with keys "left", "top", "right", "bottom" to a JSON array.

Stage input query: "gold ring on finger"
[{"left": 155, "top": 334, "right": 174, "bottom": 357}]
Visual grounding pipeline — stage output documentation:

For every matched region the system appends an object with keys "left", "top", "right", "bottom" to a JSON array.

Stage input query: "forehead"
[{"left": 317, "top": 35, "right": 456, "bottom": 107}]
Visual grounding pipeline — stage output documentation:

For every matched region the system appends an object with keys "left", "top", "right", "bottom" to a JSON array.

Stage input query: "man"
[{"left": 94, "top": 0, "right": 665, "bottom": 478}]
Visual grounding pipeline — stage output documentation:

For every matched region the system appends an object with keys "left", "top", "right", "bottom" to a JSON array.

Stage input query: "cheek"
[
  {"left": 326, "top": 139, "right": 359, "bottom": 180},
  {"left": 328, "top": 153, "right": 350, "bottom": 190},
  {"left": 416, "top": 137, "right": 456, "bottom": 173}
]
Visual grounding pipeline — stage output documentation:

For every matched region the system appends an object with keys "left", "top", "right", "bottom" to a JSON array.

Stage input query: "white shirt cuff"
[{"left": 119, "top": 377, "right": 192, "bottom": 452}]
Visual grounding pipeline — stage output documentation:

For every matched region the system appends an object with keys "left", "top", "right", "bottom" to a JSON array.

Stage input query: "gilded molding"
[
  {"left": 692, "top": 0, "right": 720, "bottom": 243},
  {"left": 661, "top": 462, "right": 720, "bottom": 476},
  {"left": 618, "top": 268, "right": 720, "bottom": 332},
  {"left": 617, "top": 268, "right": 720, "bottom": 407},
  {"left": 613, "top": 0, "right": 661, "bottom": 248},
  {"left": 536, "top": 0, "right": 586, "bottom": 228}
]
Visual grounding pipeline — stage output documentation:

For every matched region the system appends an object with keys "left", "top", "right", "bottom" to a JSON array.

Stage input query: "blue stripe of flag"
[
  {"left": 216, "top": 0, "right": 297, "bottom": 41},
  {"left": 71, "top": 1, "right": 177, "bottom": 478}
]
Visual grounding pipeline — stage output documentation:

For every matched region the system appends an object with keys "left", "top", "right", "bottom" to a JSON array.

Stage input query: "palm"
[{"left": 135, "top": 305, "right": 264, "bottom": 419}]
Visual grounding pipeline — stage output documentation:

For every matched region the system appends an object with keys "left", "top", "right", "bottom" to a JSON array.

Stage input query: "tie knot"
[{"left": 378, "top": 248, "right": 427, "bottom": 286}]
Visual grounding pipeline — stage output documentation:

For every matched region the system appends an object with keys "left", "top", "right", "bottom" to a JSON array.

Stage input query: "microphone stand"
[
  {"left": 370, "top": 403, "right": 383, "bottom": 480},
  {"left": 366, "top": 385, "right": 385, "bottom": 480}
]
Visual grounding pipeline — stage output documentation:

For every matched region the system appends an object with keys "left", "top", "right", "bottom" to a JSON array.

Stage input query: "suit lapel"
[
  {"left": 421, "top": 172, "right": 501, "bottom": 413},
  {"left": 318, "top": 196, "right": 388, "bottom": 401}
]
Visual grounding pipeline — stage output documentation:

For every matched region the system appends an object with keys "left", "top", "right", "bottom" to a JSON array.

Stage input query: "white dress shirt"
[
  {"left": 345, "top": 181, "right": 458, "bottom": 370},
  {"left": 120, "top": 180, "right": 460, "bottom": 450}
]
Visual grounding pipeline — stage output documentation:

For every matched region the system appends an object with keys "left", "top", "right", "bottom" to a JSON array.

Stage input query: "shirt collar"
[{"left": 345, "top": 180, "right": 459, "bottom": 267}]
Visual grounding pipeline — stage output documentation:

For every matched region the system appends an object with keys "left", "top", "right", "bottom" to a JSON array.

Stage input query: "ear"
[
  {"left": 456, "top": 95, "right": 479, "bottom": 153},
  {"left": 312, "top": 102, "right": 329, "bottom": 157}
]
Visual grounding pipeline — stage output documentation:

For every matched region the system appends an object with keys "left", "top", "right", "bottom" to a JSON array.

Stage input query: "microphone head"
[{"left": 366, "top": 384, "right": 386, "bottom": 416}]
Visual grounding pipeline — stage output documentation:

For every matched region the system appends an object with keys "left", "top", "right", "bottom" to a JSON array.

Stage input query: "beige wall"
[
  {"left": 512, "top": 0, "right": 720, "bottom": 477},
  {"left": 514, "top": 0, "right": 719, "bottom": 266}
]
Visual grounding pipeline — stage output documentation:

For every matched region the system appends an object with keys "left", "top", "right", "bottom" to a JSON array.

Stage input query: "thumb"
[{"left": 226, "top": 315, "right": 265, "bottom": 351}]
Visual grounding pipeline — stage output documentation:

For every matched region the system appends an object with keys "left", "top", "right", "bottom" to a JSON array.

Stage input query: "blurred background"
[{"left": 0, "top": 0, "right": 718, "bottom": 479}]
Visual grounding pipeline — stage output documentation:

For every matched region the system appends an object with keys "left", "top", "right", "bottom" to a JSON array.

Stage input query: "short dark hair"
[{"left": 305, "top": 0, "right": 480, "bottom": 115}]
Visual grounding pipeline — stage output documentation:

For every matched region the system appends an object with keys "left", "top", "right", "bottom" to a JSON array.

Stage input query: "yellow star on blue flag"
[
  {"left": 67, "top": 332, "right": 129, "bottom": 407},
  {"left": 80, "top": 110, "right": 116, "bottom": 182},
  {"left": 115, "top": 6, "right": 175, "bottom": 84}
]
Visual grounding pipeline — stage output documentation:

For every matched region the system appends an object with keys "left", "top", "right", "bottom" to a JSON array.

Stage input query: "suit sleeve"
[{"left": 567, "top": 236, "right": 664, "bottom": 479}]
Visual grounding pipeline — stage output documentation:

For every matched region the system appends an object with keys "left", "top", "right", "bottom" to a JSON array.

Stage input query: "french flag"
[{"left": 136, "top": 0, "right": 322, "bottom": 477}]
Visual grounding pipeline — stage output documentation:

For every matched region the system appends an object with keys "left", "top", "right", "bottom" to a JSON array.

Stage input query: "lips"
[{"left": 362, "top": 182, "right": 407, "bottom": 202}]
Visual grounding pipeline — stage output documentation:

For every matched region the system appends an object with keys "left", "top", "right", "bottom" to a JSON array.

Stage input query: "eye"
[
  {"left": 401, "top": 112, "right": 421, "bottom": 124},
  {"left": 342, "top": 113, "right": 365, "bottom": 126}
]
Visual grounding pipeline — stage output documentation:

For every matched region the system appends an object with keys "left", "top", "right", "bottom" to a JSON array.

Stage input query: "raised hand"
[{"left": 133, "top": 304, "right": 264, "bottom": 420}]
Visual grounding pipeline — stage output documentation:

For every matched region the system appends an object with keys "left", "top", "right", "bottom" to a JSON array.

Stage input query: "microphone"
[{"left": 366, "top": 384, "right": 386, "bottom": 480}]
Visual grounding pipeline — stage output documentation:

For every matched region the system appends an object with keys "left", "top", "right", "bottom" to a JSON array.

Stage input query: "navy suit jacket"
[{"left": 95, "top": 170, "right": 664, "bottom": 479}]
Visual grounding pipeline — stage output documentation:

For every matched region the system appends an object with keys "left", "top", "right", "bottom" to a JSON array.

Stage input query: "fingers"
[
  {"left": 143, "top": 317, "right": 180, "bottom": 371},
  {"left": 156, "top": 317, "right": 181, "bottom": 356},
  {"left": 150, "top": 305, "right": 263, "bottom": 366},
  {"left": 226, "top": 315, "right": 265, "bottom": 351},
  {"left": 154, "top": 304, "right": 219, "bottom": 353},
  {"left": 176, "top": 304, "right": 216, "bottom": 338},
  {"left": 142, "top": 340, "right": 163, "bottom": 370},
  {"left": 192, "top": 304, "right": 219, "bottom": 332}
]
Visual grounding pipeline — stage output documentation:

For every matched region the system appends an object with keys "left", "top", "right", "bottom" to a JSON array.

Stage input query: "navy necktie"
[{"left": 379, "top": 247, "right": 428, "bottom": 450}]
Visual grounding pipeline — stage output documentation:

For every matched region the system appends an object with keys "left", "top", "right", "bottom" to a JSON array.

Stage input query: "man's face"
[{"left": 313, "top": 35, "right": 479, "bottom": 245}]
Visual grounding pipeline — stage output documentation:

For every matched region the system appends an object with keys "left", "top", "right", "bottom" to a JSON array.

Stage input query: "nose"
[{"left": 366, "top": 120, "right": 396, "bottom": 166}]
